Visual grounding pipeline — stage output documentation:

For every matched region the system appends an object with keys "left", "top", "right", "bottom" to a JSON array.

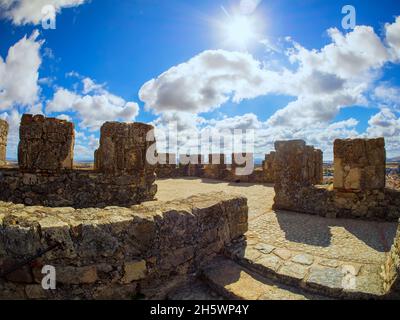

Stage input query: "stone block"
[
  {"left": 0, "top": 119, "right": 8, "bottom": 166},
  {"left": 95, "top": 121, "right": 155, "bottom": 174},
  {"left": 333, "top": 138, "right": 386, "bottom": 191},
  {"left": 121, "top": 260, "right": 147, "bottom": 283},
  {"left": 18, "top": 114, "right": 74, "bottom": 172}
]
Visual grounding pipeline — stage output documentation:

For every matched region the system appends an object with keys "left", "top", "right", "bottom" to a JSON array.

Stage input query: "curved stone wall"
[{"left": 0, "top": 192, "right": 248, "bottom": 300}]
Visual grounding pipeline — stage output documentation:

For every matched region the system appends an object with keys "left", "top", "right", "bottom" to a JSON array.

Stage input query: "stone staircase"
[
  {"left": 201, "top": 256, "right": 329, "bottom": 300},
  {"left": 194, "top": 239, "right": 388, "bottom": 300}
]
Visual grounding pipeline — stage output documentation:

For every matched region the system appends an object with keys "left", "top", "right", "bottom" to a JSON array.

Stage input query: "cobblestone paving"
[{"left": 157, "top": 178, "right": 398, "bottom": 296}]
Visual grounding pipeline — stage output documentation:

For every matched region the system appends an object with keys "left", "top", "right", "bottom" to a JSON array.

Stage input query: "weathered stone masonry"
[
  {"left": 382, "top": 222, "right": 400, "bottom": 297},
  {"left": 18, "top": 115, "right": 74, "bottom": 172},
  {"left": 0, "top": 116, "right": 157, "bottom": 208},
  {"left": 273, "top": 138, "right": 400, "bottom": 221},
  {"left": 0, "top": 192, "right": 248, "bottom": 300},
  {"left": 0, "top": 120, "right": 8, "bottom": 167},
  {"left": 155, "top": 152, "right": 281, "bottom": 183}
]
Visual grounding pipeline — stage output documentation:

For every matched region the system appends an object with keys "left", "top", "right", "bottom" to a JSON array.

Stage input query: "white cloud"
[
  {"left": 139, "top": 50, "right": 277, "bottom": 114},
  {"left": 56, "top": 114, "right": 72, "bottom": 121},
  {"left": 366, "top": 108, "right": 400, "bottom": 157},
  {"left": 46, "top": 88, "right": 81, "bottom": 113},
  {"left": 140, "top": 19, "right": 400, "bottom": 128},
  {"left": 288, "top": 26, "right": 390, "bottom": 79},
  {"left": 0, "top": 0, "right": 87, "bottom": 25},
  {"left": 386, "top": 16, "right": 400, "bottom": 61},
  {"left": 367, "top": 108, "right": 400, "bottom": 137},
  {"left": 373, "top": 84, "right": 400, "bottom": 110},
  {"left": 0, "top": 109, "right": 21, "bottom": 159},
  {"left": 0, "top": 30, "right": 43, "bottom": 110},
  {"left": 46, "top": 77, "right": 140, "bottom": 131}
]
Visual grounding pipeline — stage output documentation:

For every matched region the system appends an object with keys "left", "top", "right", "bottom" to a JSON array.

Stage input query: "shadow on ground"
[{"left": 275, "top": 209, "right": 397, "bottom": 252}]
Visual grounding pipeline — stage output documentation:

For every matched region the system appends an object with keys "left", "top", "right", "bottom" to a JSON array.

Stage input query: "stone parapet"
[
  {"left": 0, "top": 120, "right": 8, "bottom": 166},
  {"left": 0, "top": 168, "right": 157, "bottom": 208},
  {"left": 0, "top": 192, "right": 248, "bottom": 300},
  {"left": 95, "top": 121, "right": 155, "bottom": 174},
  {"left": 18, "top": 115, "right": 74, "bottom": 172},
  {"left": 382, "top": 221, "right": 400, "bottom": 297},
  {"left": 334, "top": 138, "right": 386, "bottom": 191},
  {"left": 273, "top": 138, "right": 400, "bottom": 221}
]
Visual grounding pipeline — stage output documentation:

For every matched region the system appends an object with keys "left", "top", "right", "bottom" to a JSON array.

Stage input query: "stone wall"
[
  {"left": 203, "top": 154, "right": 227, "bottom": 180},
  {"left": 334, "top": 138, "right": 386, "bottom": 191},
  {"left": 156, "top": 153, "right": 276, "bottom": 184},
  {"left": 95, "top": 121, "right": 154, "bottom": 175},
  {"left": 382, "top": 221, "right": 400, "bottom": 297},
  {"left": 0, "top": 169, "right": 157, "bottom": 208},
  {"left": 0, "top": 192, "right": 248, "bottom": 300},
  {"left": 273, "top": 139, "right": 400, "bottom": 221},
  {"left": 263, "top": 152, "right": 276, "bottom": 182},
  {"left": 0, "top": 120, "right": 8, "bottom": 166},
  {"left": 155, "top": 154, "right": 180, "bottom": 179},
  {"left": 0, "top": 116, "right": 157, "bottom": 208},
  {"left": 18, "top": 115, "right": 74, "bottom": 172},
  {"left": 273, "top": 140, "right": 323, "bottom": 212}
]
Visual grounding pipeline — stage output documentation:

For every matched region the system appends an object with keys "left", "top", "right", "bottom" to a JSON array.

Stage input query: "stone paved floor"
[{"left": 157, "top": 178, "right": 398, "bottom": 296}]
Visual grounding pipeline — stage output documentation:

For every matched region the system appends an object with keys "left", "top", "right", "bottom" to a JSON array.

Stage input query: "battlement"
[
  {"left": 0, "top": 115, "right": 157, "bottom": 208},
  {"left": 273, "top": 139, "right": 400, "bottom": 221},
  {"left": 0, "top": 120, "right": 9, "bottom": 167}
]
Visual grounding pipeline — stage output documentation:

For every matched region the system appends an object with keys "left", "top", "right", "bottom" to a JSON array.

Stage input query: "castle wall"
[
  {"left": 382, "top": 221, "right": 400, "bottom": 297},
  {"left": 334, "top": 138, "right": 386, "bottom": 191},
  {"left": 0, "top": 193, "right": 248, "bottom": 300},
  {"left": 0, "top": 116, "right": 157, "bottom": 208},
  {"left": 0, "top": 120, "right": 8, "bottom": 166},
  {"left": 18, "top": 115, "right": 74, "bottom": 172},
  {"left": 0, "top": 169, "right": 157, "bottom": 208},
  {"left": 273, "top": 139, "right": 400, "bottom": 221}
]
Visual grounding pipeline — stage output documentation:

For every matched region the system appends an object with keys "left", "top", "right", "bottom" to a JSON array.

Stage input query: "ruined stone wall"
[
  {"left": 203, "top": 154, "right": 227, "bottom": 180},
  {"left": 0, "top": 120, "right": 8, "bottom": 166},
  {"left": 18, "top": 115, "right": 74, "bottom": 172},
  {"left": 0, "top": 193, "right": 248, "bottom": 300},
  {"left": 155, "top": 152, "right": 276, "bottom": 183},
  {"left": 95, "top": 121, "right": 154, "bottom": 175},
  {"left": 263, "top": 152, "right": 276, "bottom": 182},
  {"left": 273, "top": 140, "right": 323, "bottom": 210},
  {"left": 0, "top": 169, "right": 157, "bottom": 208},
  {"left": 155, "top": 154, "right": 179, "bottom": 179},
  {"left": 273, "top": 139, "right": 400, "bottom": 221},
  {"left": 382, "top": 221, "right": 400, "bottom": 297},
  {"left": 0, "top": 117, "right": 157, "bottom": 208},
  {"left": 334, "top": 138, "right": 386, "bottom": 191}
]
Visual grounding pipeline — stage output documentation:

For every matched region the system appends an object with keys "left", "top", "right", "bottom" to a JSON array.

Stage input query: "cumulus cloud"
[
  {"left": 139, "top": 50, "right": 278, "bottom": 114},
  {"left": 140, "top": 18, "right": 400, "bottom": 129},
  {"left": 0, "top": 0, "right": 87, "bottom": 25},
  {"left": 0, "top": 30, "right": 43, "bottom": 110},
  {"left": 46, "top": 77, "right": 140, "bottom": 131},
  {"left": 373, "top": 84, "right": 400, "bottom": 110},
  {"left": 366, "top": 108, "right": 400, "bottom": 157},
  {"left": 0, "top": 109, "right": 22, "bottom": 159},
  {"left": 386, "top": 16, "right": 400, "bottom": 60}
]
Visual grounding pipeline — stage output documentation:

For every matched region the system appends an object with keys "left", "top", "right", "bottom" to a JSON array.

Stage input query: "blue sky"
[{"left": 0, "top": 0, "right": 399, "bottom": 160}]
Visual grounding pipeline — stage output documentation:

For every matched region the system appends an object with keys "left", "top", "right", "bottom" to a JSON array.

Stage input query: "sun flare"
[
  {"left": 216, "top": 6, "right": 265, "bottom": 50},
  {"left": 223, "top": 15, "right": 256, "bottom": 47}
]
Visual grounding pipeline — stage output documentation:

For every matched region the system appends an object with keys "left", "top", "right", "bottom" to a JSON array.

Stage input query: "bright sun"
[
  {"left": 224, "top": 15, "right": 256, "bottom": 47},
  {"left": 217, "top": 9, "right": 264, "bottom": 50}
]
